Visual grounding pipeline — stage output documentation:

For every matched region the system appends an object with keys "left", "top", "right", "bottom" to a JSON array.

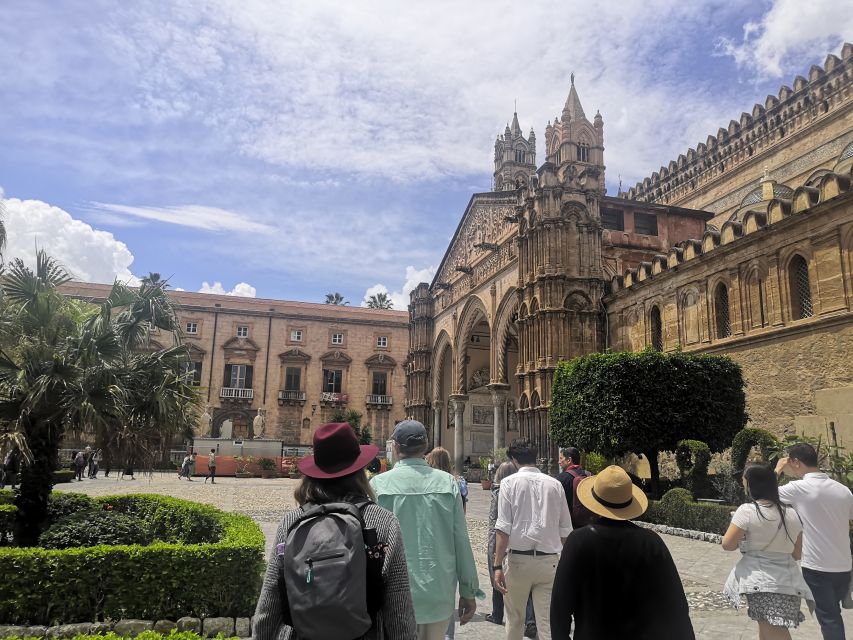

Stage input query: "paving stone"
[
  {"left": 203, "top": 617, "right": 234, "bottom": 637},
  {"left": 113, "top": 619, "right": 154, "bottom": 636}
]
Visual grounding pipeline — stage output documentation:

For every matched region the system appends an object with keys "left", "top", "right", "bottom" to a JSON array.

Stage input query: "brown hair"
[
  {"left": 425, "top": 447, "right": 453, "bottom": 474},
  {"left": 493, "top": 461, "right": 517, "bottom": 486},
  {"left": 294, "top": 469, "right": 376, "bottom": 506}
]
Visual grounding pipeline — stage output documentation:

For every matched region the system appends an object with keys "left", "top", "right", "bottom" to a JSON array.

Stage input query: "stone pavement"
[{"left": 59, "top": 473, "right": 847, "bottom": 638}]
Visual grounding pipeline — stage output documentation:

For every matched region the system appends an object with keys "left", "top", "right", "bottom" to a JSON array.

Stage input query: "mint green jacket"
[{"left": 370, "top": 458, "right": 479, "bottom": 624}]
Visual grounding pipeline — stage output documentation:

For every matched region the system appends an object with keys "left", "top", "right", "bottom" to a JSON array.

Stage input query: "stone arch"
[
  {"left": 454, "top": 295, "right": 491, "bottom": 394},
  {"left": 678, "top": 286, "right": 702, "bottom": 345},
  {"left": 493, "top": 288, "right": 520, "bottom": 384},
  {"left": 649, "top": 304, "right": 663, "bottom": 351},
  {"left": 430, "top": 330, "right": 454, "bottom": 403},
  {"left": 743, "top": 261, "right": 769, "bottom": 330},
  {"left": 786, "top": 252, "right": 814, "bottom": 321},
  {"left": 564, "top": 290, "right": 593, "bottom": 311},
  {"left": 212, "top": 407, "right": 253, "bottom": 439}
]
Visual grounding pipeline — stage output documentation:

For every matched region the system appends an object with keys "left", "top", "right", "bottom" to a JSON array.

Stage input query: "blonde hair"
[
  {"left": 425, "top": 447, "right": 453, "bottom": 474},
  {"left": 494, "top": 461, "right": 517, "bottom": 486}
]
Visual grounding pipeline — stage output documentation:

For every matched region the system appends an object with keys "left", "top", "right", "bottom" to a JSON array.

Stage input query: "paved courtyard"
[{"left": 57, "top": 473, "right": 845, "bottom": 639}]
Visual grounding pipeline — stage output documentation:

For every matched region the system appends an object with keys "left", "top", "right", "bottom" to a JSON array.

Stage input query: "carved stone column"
[
  {"left": 432, "top": 405, "right": 442, "bottom": 449},
  {"left": 488, "top": 384, "right": 509, "bottom": 453},
  {"left": 449, "top": 395, "right": 467, "bottom": 473}
]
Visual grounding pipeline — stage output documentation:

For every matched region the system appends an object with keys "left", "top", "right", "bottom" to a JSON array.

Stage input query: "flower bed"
[{"left": 0, "top": 494, "right": 264, "bottom": 626}]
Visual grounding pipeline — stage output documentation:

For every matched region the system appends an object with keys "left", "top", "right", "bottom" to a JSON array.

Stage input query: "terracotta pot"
[{"left": 481, "top": 480, "right": 493, "bottom": 490}]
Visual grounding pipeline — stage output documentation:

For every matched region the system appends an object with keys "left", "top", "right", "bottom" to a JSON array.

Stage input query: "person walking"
[
  {"left": 88, "top": 449, "right": 100, "bottom": 479},
  {"left": 179, "top": 453, "right": 194, "bottom": 481},
  {"left": 74, "top": 450, "right": 86, "bottom": 481},
  {"left": 550, "top": 465, "right": 694, "bottom": 639},
  {"left": 493, "top": 438, "right": 573, "bottom": 640},
  {"left": 775, "top": 443, "right": 853, "bottom": 640},
  {"left": 723, "top": 464, "right": 814, "bottom": 639},
  {"left": 204, "top": 448, "right": 217, "bottom": 484},
  {"left": 253, "top": 422, "right": 417, "bottom": 639},
  {"left": 486, "top": 461, "right": 539, "bottom": 638},
  {"left": 370, "top": 420, "right": 480, "bottom": 640},
  {"left": 555, "top": 447, "right": 594, "bottom": 529}
]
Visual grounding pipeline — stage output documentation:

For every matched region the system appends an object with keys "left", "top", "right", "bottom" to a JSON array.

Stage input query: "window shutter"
[
  {"left": 245, "top": 365, "right": 254, "bottom": 389},
  {"left": 223, "top": 364, "right": 232, "bottom": 387}
]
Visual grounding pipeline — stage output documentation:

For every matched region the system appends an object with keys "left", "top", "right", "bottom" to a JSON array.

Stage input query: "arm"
[
  {"left": 558, "top": 487, "right": 574, "bottom": 545},
  {"left": 792, "top": 531, "right": 803, "bottom": 561},
  {"left": 382, "top": 517, "right": 417, "bottom": 639},
  {"left": 252, "top": 521, "right": 290, "bottom": 640},
  {"left": 721, "top": 523, "right": 745, "bottom": 551},
  {"left": 493, "top": 485, "right": 513, "bottom": 594},
  {"left": 550, "top": 536, "right": 576, "bottom": 640},
  {"left": 452, "top": 489, "right": 479, "bottom": 624}
]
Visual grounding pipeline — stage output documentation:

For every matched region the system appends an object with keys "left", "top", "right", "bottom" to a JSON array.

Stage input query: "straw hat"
[{"left": 576, "top": 465, "right": 648, "bottom": 521}]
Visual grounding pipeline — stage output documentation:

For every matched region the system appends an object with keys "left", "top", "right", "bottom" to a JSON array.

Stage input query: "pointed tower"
[{"left": 494, "top": 110, "right": 536, "bottom": 191}]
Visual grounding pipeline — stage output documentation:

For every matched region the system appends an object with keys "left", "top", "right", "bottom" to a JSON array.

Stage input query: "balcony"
[
  {"left": 278, "top": 390, "right": 307, "bottom": 406},
  {"left": 220, "top": 387, "right": 254, "bottom": 401},
  {"left": 320, "top": 392, "right": 348, "bottom": 405},
  {"left": 366, "top": 394, "right": 393, "bottom": 408}
]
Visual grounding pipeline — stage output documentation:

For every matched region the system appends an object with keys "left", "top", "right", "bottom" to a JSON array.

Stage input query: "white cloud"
[
  {"left": 362, "top": 265, "right": 436, "bottom": 310},
  {"left": 198, "top": 281, "right": 257, "bottom": 297},
  {"left": 86, "top": 202, "right": 274, "bottom": 233},
  {"left": 1, "top": 190, "right": 139, "bottom": 285},
  {"left": 715, "top": 0, "right": 851, "bottom": 77}
]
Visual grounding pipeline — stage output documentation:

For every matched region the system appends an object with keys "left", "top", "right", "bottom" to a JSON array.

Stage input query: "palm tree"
[
  {"left": 366, "top": 292, "right": 393, "bottom": 309},
  {"left": 324, "top": 292, "right": 349, "bottom": 305},
  {"left": 0, "top": 251, "right": 198, "bottom": 545},
  {"left": 0, "top": 199, "right": 7, "bottom": 258}
]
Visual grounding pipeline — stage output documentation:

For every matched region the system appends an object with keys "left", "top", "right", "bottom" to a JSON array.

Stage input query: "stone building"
[
  {"left": 63, "top": 283, "right": 409, "bottom": 444},
  {"left": 406, "top": 44, "right": 853, "bottom": 471}
]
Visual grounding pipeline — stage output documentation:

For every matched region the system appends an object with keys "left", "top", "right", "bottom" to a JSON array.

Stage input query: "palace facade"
[
  {"left": 406, "top": 44, "right": 853, "bottom": 471},
  {"left": 64, "top": 283, "right": 409, "bottom": 444}
]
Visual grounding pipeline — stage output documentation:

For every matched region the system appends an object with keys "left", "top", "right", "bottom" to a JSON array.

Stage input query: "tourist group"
[{"left": 251, "top": 421, "right": 853, "bottom": 640}]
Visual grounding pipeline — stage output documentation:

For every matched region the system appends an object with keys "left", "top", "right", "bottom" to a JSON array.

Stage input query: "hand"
[
  {"left": 775, "top": 457, "right": 789, "bottom": 476},
  {"left": 494, "top": 568, "right": 507, "bottom": 594},
  {"left": 458, "top": 597, "right": 476, "bottom": 625}
]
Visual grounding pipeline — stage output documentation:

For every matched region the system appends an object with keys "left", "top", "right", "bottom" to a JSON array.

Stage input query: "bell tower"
[{"left": 494, "top": 110, "right": 536, "bottom": 191}]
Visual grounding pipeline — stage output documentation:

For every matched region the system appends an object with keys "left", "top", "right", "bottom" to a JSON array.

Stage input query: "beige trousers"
[
  {"left": 417, "top": 618, "right": 451, "bottom": 640},
  {"left": 504, "top": 553, "right": 558, "bottom": 640}
]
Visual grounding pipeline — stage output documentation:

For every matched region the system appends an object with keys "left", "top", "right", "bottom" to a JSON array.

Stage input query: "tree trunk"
[
  {"left": 646, "top": 449, "right": 661, "bottom": 499},
  {"left": 14, "top": 419, "right": 62, "bottom": 546}
]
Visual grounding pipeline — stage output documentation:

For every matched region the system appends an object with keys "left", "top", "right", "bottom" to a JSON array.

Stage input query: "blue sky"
[{"left": 1, "top": 0, "right": 849, "bottom": 307}]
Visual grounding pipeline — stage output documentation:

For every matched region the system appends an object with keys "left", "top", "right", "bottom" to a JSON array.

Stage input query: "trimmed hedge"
[
  {"left": 40, "top": 510, "right": 154, "bottom": 549},
  {"left": 95, "top": 495, "right": 222, "bottom": 544},
  {"left": 643, "top": 488, "right": 733, "bottom": 535},
  {"left": 0, "top": 489, "right": 13, "bottom": 505},
  {"left": 0, "top": 494, "right": 264, "bottom": 625},
  {"left": 675, "top": 439, "right": 711, "bottom": 499},
  {"left": 53, "top": 469, "right": 75, "bottom": 484},
  {"left": 732, "top": 427, "right": 779, "bottom": 474},
  {"left": 47, "top": 492, "right": 97, "bottom": 524}
]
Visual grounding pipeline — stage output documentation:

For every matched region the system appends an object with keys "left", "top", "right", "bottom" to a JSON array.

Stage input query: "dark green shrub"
[
  {"left": 40, "top": 510, "right": 154, "bottom": 549},
  {"left": 731, "top": 428, "right": 779, "bottom": 494},
  {"left": 1, "top": 504, "right": 17, "bottom": 544},
  {"left": 96, "top": 494, "right": 222, "bottom": 544},
  {"left": 0, "top": 489, "right": 13, "bottom": 505},
  {"left": 46, "top": 492, "right": 97, "bottom": 524},
  {"left": 643, "top": 488, "right": 733, "bottom": 535},
  {"left": 52, "top": 470, "right": 75, "bottom": 484},
  {"left": 675, "top": 439, "right": 711, "bottom": 498},
  {"left": 0, "top": 494, "right": 264, "bottom": 624}
]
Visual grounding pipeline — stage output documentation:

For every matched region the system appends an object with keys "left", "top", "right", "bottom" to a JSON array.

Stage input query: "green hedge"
[
  {"left": 0, "top": 504, "right": 16, "bottom": 543},
  {"left": 732, "top": 427, "right": 779, "bottom": 474},
  {"left": 643, "top": 488, "right": 733, "bottom": 535},
  {"left": 675, "top": 439, "right": 711, "bottom": 499},
  {"left": 0, "top": 494, "right": 264, "bottom": 625},
  {"left": 0, "top": 489, "right": 13, "bottom": 505},
  {"left": 95, "top": 495, "right": 222, "bottom": 544},
  {"left": 53, "top": 469, "right": 75, "bottom": 484}
]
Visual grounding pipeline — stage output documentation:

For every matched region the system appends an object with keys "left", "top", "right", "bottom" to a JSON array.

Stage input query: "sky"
[{"left": 1, "top": 0, "right": 850, "bottom": 309}]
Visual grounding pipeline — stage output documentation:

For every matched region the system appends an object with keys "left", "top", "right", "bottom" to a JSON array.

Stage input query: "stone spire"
[
  {"left": 562, "top": 74, "right": 586, "bottom": 121},
  {"left": 494, "top": 109, "right": 536, "bottom": 191},
  {"left": 510, "top": 110, "right": 522, "bottom": 136}
]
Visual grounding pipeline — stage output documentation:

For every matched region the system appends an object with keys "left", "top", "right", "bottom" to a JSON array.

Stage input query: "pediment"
[
  {"left": 320, "top": 350, "right": 352, "bottom": 365},
  {"left": 365, "top": 353, "right": 397, "bottom": 368},
  {"left": 222, "top": 336, "right": 260, "bottom": 351},
  {"left": 279, "top": 347, "right": 312, "bottom": 363},
  {"left": 186, "top": 343, "right": 207, "bottom": 357}
]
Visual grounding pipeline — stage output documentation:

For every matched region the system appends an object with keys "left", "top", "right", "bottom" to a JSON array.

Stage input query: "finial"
[
  {"left": 571, "top": 72, "right": 575, "bottom": 86},
  {"left": 762, "top": 165, "right": 771, "bottom": 181},
  {"left": 514, "top": 98, "right": 517, "bottom": 113}
]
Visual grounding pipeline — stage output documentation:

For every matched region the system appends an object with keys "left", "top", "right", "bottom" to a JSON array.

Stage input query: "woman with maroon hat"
[{"left": 253, "top": 422, "right": 417, "bottom": 640}]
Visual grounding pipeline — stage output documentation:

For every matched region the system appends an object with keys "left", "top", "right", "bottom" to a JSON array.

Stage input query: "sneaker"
[
  {"left": 524, "top": 622, "right": 537, "bottom": 638},
  {"left": 484, "top": 613, "right": 504, "bottom": 625}
]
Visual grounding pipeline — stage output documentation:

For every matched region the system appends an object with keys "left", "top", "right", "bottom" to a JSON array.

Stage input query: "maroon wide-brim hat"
[{"left": 298, "top": 422, "right": 379, "bottom": 479}]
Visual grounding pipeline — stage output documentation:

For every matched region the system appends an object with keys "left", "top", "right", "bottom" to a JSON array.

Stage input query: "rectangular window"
[
  {"left": 186, "top": 322, "right": 198, "bottom": 335},
  {"left": 376, "top": 336, "right": 388, "bottom": 348},
  {"left": 186, "top": 361, "right": 202, "bottom": 385},
  {"left": 226, "top": 364, "right": 252, "bottom": 389},
  {"left": 634, "top": 212, "right": 659, "bottom": 236},
  {"left": 372, "top": 372, "right": 387, "bottom": 396},
  {"left": 322, "top": 369, "right": 342, "bottom": 393},
  {"left": 285, "top": 367, "right": 301, "bottom": 391},
  {"left": 237, "top": 325, "right": 249, "bottom": 338},
  {"left": 331, "top": 333, "right": 344, "bottom": 345},
  {"left": 601, "top": 210, "right": 625, "bottom": 231},
  {"left": 290, "top": 329, "right": 302, "bottom": 342}
]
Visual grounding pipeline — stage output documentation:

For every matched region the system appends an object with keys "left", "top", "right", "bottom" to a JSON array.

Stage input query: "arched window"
[
  {"left": 789, "top": 255, "right": 813, "bottom": 319},
  {"left": 714, "top": 283, "right": 731, "bottom": 338},
  {"left": 576, "top": 142, "right": 590, "bottom": 162},
  {"left": 650, "top": 306, "right": 663, "bottom": 351}
]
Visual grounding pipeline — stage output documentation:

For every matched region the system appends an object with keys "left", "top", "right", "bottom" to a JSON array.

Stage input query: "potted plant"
[
  {"left": 234, "top": 455, "right": 255, "bottom": 478},
  {"left": 288, "top": 462, "right": 302, "bottom": 480},
  {"left": 258, "top": 457, "right": 278, "bottom": 479},
  {"left": 479, "top": 456, "right": 493, "bottom": 490}
]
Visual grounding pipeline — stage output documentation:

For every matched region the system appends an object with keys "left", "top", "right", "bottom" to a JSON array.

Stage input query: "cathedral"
[{"left": 405, "top": 44, "right": 853, "bottom": 472}]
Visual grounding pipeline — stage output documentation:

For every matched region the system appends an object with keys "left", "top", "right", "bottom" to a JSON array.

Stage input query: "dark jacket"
[{"left": 550, "top": 518, "right": 694, "bottom": 640}]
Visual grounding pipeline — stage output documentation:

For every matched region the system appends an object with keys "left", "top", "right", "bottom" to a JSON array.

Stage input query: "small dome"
[{"left": 740, "top": 183, "right": 794, "bottom": 207}]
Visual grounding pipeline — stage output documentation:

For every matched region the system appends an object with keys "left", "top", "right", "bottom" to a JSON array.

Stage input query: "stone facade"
[
  {"left": 62, "top": 283, "right": 409, "bottom": 445},
  {"left": 407, "top": 44, "right": 853, "bottom": 467}
]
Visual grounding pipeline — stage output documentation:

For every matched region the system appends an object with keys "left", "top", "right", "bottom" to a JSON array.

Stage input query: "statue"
[
  {"left": 469, "top": 368, "right": 489, "bottom": 390},
  {"left": 196, "top": 405, "right": 212, "bottom": 437},
  {"left": 507, "top": 400, "right": 518, "bottom": 433},
  {"left": 253, "top": 409, "right": 266, "bottom": 439}
]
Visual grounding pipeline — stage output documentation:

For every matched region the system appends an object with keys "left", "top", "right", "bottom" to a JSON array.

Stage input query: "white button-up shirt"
[
  {"left": 495, "top": 466, "right": 573, "bottom": 554},
  {"left": 778, "top": 472, "right": 853, "bottom": 572}
]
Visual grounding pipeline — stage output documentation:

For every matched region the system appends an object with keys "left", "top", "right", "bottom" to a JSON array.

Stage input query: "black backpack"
[{"left": 277, "top": 500, "right": 385, "bottom": 640}]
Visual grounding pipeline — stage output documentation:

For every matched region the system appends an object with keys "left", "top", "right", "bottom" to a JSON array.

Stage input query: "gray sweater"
[{"left": 253, "top": 502, "right": 417, "bottom": 640}]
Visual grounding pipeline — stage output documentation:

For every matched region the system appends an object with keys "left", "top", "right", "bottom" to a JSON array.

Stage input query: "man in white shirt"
[
  {"left": 776, "top": 442, "right": 853, "bottom": 640},
  {"left": 493, "top": 438, "right": 573, "bottom": 640}
]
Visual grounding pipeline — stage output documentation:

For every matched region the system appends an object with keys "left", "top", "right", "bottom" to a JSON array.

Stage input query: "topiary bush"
[
  {"left": 40, "top": 510, "right": 154, "bottom": 549},
  {"left": 0, "top": 494, "right": 264, "bottom": 625},
  {"left": 96, "top": 495, "right": 223, "bottom": 544},
  {"left": 52, "top": 469, "right": 75, "bottom": 484},
  {"left": 731, "top": 427, "right": 779, "bottom": 482},
  {"left": 46, "top": 492, "right": 97, "bottom": 524},
  {"left": 643, "top": 487, "right": 733, "bottom": 535},
  {"left": 675, "top": 439, "right": 712, "bottom": 499}
]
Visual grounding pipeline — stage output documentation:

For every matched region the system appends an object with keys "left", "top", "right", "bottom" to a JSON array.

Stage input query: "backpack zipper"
[{"left": 305, "top": 552, "right": 345, "bottom": 584}]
